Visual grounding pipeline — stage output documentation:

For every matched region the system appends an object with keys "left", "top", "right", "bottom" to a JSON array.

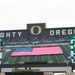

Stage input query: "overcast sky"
[{"left": 0, "top": 0, "right": 75, "bottom": 30}]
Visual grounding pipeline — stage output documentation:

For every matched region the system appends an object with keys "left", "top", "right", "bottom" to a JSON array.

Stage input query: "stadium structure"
[{"left": 0, "top": 23, "right": 75, "bottom": 75}]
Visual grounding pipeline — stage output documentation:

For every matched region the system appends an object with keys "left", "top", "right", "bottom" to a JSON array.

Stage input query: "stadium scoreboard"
[{"left": 1, "top": 23, "right": 75, "bottom": 68}]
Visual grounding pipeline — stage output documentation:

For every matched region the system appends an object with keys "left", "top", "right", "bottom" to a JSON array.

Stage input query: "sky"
[{"left": 0, "top": 0, "right": 75, "bottom": 30}]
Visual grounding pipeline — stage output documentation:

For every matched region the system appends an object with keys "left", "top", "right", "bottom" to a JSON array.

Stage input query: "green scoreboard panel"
[
  {"left": 0, "top": 38, "right": 3, "bottom": 46},
  {"left": 0, "top": 38, "right": 2, "bottom": 42},
  {"left": 70, "top": 35, "right": 75, "bottom": 63}
]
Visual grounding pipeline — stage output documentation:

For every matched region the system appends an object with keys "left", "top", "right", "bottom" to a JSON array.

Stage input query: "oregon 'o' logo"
[{"left": 30, "top": 26, "right": 42, "bottom": 35}]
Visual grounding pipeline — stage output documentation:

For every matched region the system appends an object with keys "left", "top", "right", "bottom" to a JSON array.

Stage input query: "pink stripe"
[{"left": 11, "top": 46, "right": 63, "bottom": 56}]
